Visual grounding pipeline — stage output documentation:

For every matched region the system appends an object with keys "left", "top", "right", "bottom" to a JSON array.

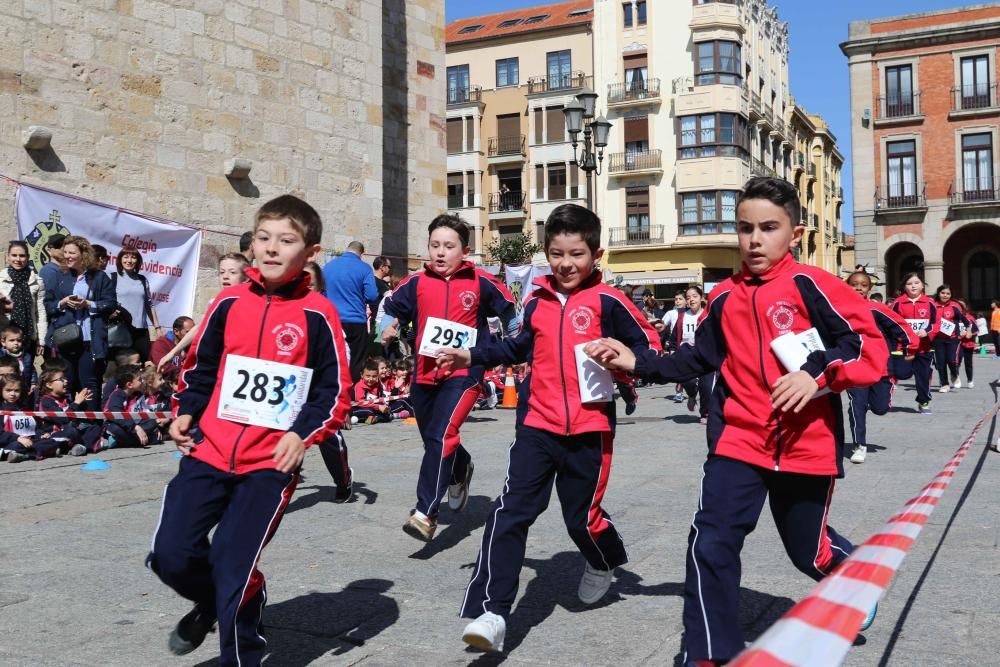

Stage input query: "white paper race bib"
[
  {"left": 769, "top": 328, "right": 831, "bottom": 398},
  {"left": 906, "top": 318, "right": 929, "bottom": 334},
  {"left": 938, "top": 319, "right": 956, "bottom": 336},
  {"left": 8, "top": 415, "right": 35, "bottom": 437},
  {"left": 574, "top": 341, "right": 614, "bottom": 404},
  {"left": 217, "top": 355, "right": 313, "bottom": 430},
  {"left": 418, "top": 317, "right": 478, "bottom": 358}
]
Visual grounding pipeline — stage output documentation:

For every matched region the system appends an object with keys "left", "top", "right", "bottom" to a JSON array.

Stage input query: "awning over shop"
[{"left": 613, "top": 270, "right": 699, "bottom": 286}]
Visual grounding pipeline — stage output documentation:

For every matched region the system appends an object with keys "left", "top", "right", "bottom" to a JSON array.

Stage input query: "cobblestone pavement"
[{"left": 1, "top": 358, "right": 998, "bottom": 666}]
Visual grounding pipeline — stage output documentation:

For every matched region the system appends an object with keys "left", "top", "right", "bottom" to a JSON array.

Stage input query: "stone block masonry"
[{"left": 0, "top": 0, "right": 445, "bottom": 311}]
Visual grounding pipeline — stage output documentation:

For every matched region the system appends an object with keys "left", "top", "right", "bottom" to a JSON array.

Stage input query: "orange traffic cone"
[{"left": 498, "top": 367, "right": 517, "bottom": 409}]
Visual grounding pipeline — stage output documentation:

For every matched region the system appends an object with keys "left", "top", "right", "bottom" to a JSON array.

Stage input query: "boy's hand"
[
  {"left": 584, "top": 338, "right": 636, "bottom": 372},
  {"left": 170, "top": 414, "right": 194, "bottom": 454},
  {"left": 436, "top": 348, "right": 471, "bottom": 375},
  {"left": 916, "top": 329, "right": 927, "bottom": 338},
  {"left": 770, "top": 371, "right": 819, "bottom": 413},
  {"left": 74, "top": 388, "right": 92, "bottom": 405},
  {"left": 135, "top": 424, "right": 149, "bottom": 447},
  {"left": 381, "top": 324, "right": 398, "bottom": 345},
  {"left": 272, "top": 432, "right": 305, "bottom": 473}
]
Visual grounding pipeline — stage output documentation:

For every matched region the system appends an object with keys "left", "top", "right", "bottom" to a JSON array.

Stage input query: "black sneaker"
[
  {"left": 168, "top": 604, "right": 216, "bottom": 656},
  {"left": 333, "top": 467, "right": 354, "bottom": 504}
]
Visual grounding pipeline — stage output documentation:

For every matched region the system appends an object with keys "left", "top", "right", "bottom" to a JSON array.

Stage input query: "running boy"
[
  {"left": 146, "top": 195, "right": 352, "bottom": 665},
  {"left": 586, "top": 178, "right": 887, "bottom": 665},
  {"left": 437, "top": 204, "right": 660, "bottom": 651},
  {"left": 380, "top": 214, "right": 519, "bottom": 541}
]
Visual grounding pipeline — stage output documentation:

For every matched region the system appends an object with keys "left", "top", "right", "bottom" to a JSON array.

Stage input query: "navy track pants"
[
  {"left": 683, "top": 456, "right": 853, "bottom": 663},
  {"left": 460, "top": 426, "right": 626, "bottom": 619},
  {"left": 847, "top": 376, "right": 893, "bottom": 446},
  {"left": 147, "top": 456, "right": 298, "bottom": 667},
  {"left": 410, "top": 376, "right": 479, "bottom": 517}
]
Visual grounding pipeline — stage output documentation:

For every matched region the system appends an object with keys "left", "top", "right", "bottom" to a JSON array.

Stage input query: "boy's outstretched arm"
[{"left": 438, "top": 298, "right": 537, "bottom": 375}]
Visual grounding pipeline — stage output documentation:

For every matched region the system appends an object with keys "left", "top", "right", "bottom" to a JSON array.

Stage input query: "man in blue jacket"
[{"left": 323, "top": 240, "right": 379, "bottom": 382}]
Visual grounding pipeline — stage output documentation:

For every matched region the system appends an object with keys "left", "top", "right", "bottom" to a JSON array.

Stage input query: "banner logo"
[{"left": 23, "top": 209, "right": 70, "bottom": 272}]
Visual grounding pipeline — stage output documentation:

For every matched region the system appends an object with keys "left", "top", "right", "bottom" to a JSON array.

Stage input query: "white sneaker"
[
  {"left": 967, "top": 380, "right": 974, "bottom": 388},
  {"left": 850, "top": 445, "right": 867, "bottom": 464},
  {"left": 448, "top": 462, "right": 474, "bottom": 512},
  {"left": 938, "top": 386, "right": 950, "bottom": 393},
  {"left": 578, "top": 562, "right": 614, "bottom": 604},
  {"left": 952, "top": 378, "right": 962, "bottom": 389},
  {"left": 462, "top": 612, "right": 505, "bottom": 652}
]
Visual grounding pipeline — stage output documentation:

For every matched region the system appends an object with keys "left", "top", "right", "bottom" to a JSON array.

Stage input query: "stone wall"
[{"left": 0, "top": 0, "right": 445, "bottom": 310}]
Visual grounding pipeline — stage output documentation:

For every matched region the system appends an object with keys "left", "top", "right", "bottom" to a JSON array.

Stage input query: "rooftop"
[{"left": 446, "top": 0, "right": 592, "bottom": 46}]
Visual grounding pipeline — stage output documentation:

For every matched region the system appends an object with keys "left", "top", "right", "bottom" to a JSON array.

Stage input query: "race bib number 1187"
[{"left": 218, "top": 355, "right": 313, "bottom": 430}]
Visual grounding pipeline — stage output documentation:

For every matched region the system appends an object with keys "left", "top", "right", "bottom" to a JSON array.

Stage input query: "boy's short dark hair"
[
  {"left": 544, "top": 203, "right": 601, "bottom": 253},
  {"left": 362, "top": 359, "right": 380, "bottom": 373},
  {"left": 114, "top": 348, "right": 140, "bottom": 367},
  {"left": 427, "top": 214, "right": 471, "bottom": 249},
  {"left": 255, "top": 195, "right": 323, "bottom": 247},
  {"left": 116, "top": 364, "right": 144, "bottom": 389},
  {"left": 239, "top": 230, "right": 254, "bottom": 252},
  {"left": 172, "top": 316, "right": 194, "bottom": 332},
  {"left": 41, "top": 357, "right": 69, "bottom": 373},
  {"left": 1, "top": 324, "right": 23, "bottom": 339},
  {"left": 737, "top": 177, "right": 801, "bottom": 227}
]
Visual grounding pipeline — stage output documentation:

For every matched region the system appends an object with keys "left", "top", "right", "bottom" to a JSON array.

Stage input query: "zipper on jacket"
[
  {"left": 558, "top": 295, "right": 572, "bottom": 435},
  {"left": 229, "top": 294, "right": 273, "bottom": 473},
  {"left": 750, "top": 285, "right": 783, "bottom": 470}
]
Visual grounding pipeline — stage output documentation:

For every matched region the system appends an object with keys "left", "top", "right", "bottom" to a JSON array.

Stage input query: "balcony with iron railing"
[
  {"left": 795, "top": 151, "right": 805, "bottom": 170},
  {"left": 487, "top": 135, "right": 525, "bottom": 164},
  {"left": 527, "top": 71, "right": 591, "bottom": 95},
  {"left": 488, "top": 191, "right": 526, "bottom": 216},
  {"left": 811, "top": 213, "right": 819, "bottom": 229},
  {"left": 447, "top": 85, "right": 482, "bottom": 106},
  {"left": 875, "top": 182, "right": 927, "bottom": 211},
  {"left": 608, "top": 149, "right": 663, "bottom": 176},
  {"left": 950, "top": 83, "right": 999, "bottom": 116},
  {"left": 608, "top": 225, "right": 666, "bottom": 247},
  {"left": 874, "top": 92, "right": 923, "bottom": 123},
  {"left": 837, "top": 186, "right": 844, "bottom": 200},
  {"left": 751, "top": 157, "right": 775, "bottom": 178},
  {"left": 608, "top": 78, "right": 661, "bottom": 106},
  {"left": 949, "top": 177, "right": 1000, "bottom": 206},
  {"left": 749, "top": 91, "right": 762, "bottom": 118},
  {"left": 808, "top": 162, "right": 817, "bottom": 178},
  {"left": 773, "top": 115, "right": 786, "bottom": 137}
]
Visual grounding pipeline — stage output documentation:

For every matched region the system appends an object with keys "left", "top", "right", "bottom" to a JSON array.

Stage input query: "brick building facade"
[
  {"left": 0, "top": 0, "right": 445, "bottom": 309},
  {"left": 842, "top": 4, "right": 1000, "bottom": 310}
]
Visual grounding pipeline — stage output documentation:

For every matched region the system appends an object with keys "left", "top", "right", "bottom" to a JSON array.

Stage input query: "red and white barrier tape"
[
  {"left": 731, "top": 401, "right": 999, "bottom": 667},
  {"left": 1, "top": 410, "right": 170, "bottom": 420}
]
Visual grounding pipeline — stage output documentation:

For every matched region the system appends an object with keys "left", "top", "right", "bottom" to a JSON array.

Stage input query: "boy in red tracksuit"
[
  {"left": 891, "top": 273, "right": 938, "bottom": 414},
  {"left": 437, "top": 204, "right": 661, "bottom": 652},
  {"left": 845, "top": 271, "right": 919, "bottom": 463},
  {"left": 586, "top": 178, "right": 887, "bottom": 666},
  {"left": 380, "top": 214, "right": 519, "bottom": 541},
  {"left": 146, "top": 195, "right": 352, "bottom": 666},
  {"left": 351, "top": 360, "right": 392, "bottom": 424}
]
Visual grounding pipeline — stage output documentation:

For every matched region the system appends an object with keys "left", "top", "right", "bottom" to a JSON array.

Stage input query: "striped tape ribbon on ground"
[
  {"left": 1, "top": 411, "right": 171, "bottom": 420},
  {"left": 731, "top": 400, "right": 1000, "bottom": 667}
]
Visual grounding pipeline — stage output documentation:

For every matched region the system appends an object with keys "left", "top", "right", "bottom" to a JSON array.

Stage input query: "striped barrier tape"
[
  {"left": 1, "top": 410, "right": 170, "bottom": 420},
  {"left": 730, "top": 400, "right": 999, "bottom": 667}
]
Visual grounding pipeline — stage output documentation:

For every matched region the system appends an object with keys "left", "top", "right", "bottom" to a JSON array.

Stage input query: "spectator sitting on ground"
[{"left": 103, "top": 348, "right": 141, "bottom": 402}]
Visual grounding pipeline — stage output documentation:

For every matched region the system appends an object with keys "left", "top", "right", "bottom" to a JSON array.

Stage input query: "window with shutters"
[
  {"left": 496, "top": 57, "right": 519, "bottom": 88},
  {"left": 447, "top": 118, "right": 463, "bottom": 154},
  {"left": 546, "top": 106, "right": 565, "bottom": 143},
  {"left": 626, "top": 187, "right": 650, "bottom": 229},
  {"left": 548, "top": 164, "right": 567, "bottom": 200},
  {"left": 535, "top": 164, "right": 545, "bottom": 199},
  {"left": 447, "top": 173, "right": 464, "bottom": 209}
]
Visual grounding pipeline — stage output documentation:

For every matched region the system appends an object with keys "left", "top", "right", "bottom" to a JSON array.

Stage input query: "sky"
[{"left": 444, "top": 0, "right": 969, "bottom": 234}]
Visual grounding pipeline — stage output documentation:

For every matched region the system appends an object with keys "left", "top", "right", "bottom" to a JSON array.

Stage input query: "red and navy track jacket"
[
  {"left": 631, "top": 253, "right": 887, "bottom": 476},
  {"left": 891, "top": 295, "right": 937, "bottom": 354},
  {"left": 352, "top": 380, "right": 382, "bottom": 409},
  {"left": 934, "top": 300, "right": 964, "bottom": 339},
  {"left": 382, "top": 261, "right": 518, "bottom": 385},
  {"left": 173, "top": 268, "right": 352, "bottom": 475},
  {"left": 470, "top": 270, "right": 661, "bottom": 436},
  {"left": 870, "top": 301, "right": 919, "bottom": 356},
  {"left": 960, "top": 311, "right": 979, "bottom": 349}
]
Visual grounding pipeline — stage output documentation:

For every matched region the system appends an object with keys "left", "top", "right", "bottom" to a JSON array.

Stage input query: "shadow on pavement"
[
  {"left": 888, "top": 406, "right": 919, "bottom": 414},
  {"left": 408, "top": 495, "right": 493, "bottom": 560},
  {"left": 285, "top": 481, "right": 378, "bottom": 514},
  {"left": 192, "top": 579, "right": 399, "bottom": 667}
]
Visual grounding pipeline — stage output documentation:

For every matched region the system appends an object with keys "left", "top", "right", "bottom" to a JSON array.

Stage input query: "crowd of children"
[{"left": 5, "top": 184, "right": 986, "bottom": 666}]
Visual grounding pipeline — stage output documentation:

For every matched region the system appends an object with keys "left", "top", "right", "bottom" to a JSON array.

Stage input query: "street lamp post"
[{"left": 563, "top": 89, "right": 611, "bottom": 211}]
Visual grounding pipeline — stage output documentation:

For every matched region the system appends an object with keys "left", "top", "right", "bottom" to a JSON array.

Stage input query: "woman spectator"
[
  {"left": 111, "top": 248, "right": 162, "bottom": 360},
  {"left": 0, "top": 241, "right": 47, "bottom": 355},
  {"left": 43, "top": 236, "right": 115, "bottom": 409}
]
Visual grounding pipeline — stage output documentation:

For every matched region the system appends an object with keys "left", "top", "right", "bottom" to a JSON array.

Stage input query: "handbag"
[
  {"left": 52, "top": 322, "right": 83, "bottom": 349},
  {"left": 107, "top": 322, "right": 134, "bottom": 348}
]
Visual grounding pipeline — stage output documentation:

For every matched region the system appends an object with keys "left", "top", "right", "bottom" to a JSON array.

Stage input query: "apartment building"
[
  {"left": 445, "top": 1, "right": 594, "bottom": 263},
  {"left": 592, "top": 0, "right": 845, "bottom": 294},
  {"left": 842, "top": 5, "right": 1000, "bottom": 309},
  {"left": 788, "top": 105, "right": 846, "bottom": 274}
]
